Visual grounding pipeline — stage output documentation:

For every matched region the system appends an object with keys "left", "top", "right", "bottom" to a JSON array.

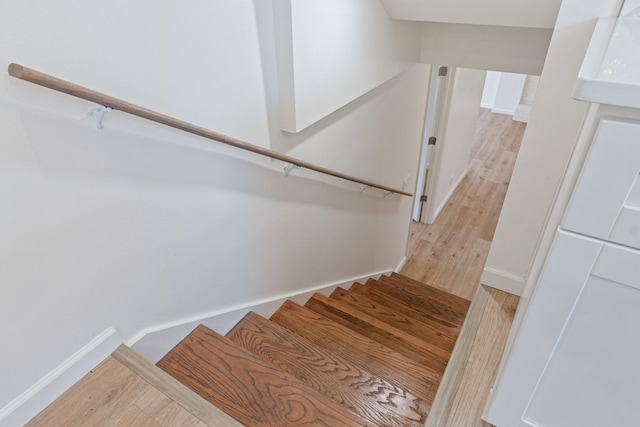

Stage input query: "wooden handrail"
[{"left": 8, "top": 63, "right": 412, "bottom": 197}]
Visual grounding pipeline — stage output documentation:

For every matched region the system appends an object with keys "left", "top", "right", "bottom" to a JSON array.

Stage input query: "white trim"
[
  {"left": 480, "top": 265, "right": 526, "bottom": 296},
  {"left": 520, "top": 419, "right": 539, "bottom": 427},
  {"left": 480, "top": 102, "right": 495, "bottom": 109},
  {"left": 395, "top": 256, "right": 407, "bottom": 272},
  {"left": 130, "top": 270, "right": 392, "bottom": 363},
  {"left": 490, "top": 107, "right": 516, "bottom": 116},
  {"left": 430, "top": 168, "right": 468, "bottom": 223},
  {"left": 0, "top": 328, "right": 122, "bottom": 427}
]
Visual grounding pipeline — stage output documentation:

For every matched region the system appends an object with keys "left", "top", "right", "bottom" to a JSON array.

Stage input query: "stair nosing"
[{"left": 112, "top": 345, "right": 243, "bottom": 427}]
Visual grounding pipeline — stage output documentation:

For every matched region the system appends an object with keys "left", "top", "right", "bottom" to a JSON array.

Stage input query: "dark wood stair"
[{"left": 157, "top": 273, "right": 470, "bottom": 426}]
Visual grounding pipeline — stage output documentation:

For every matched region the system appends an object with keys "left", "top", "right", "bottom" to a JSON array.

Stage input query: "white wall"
[
  {"left": 0, "top": 0, "right": 429, "bottom": 418},
  {"left": 481, "top": 71, "right": 501, "bottom": 109},
  {"left": 274, "top": 0, "right": 422, "bottom": 132},
  {"left": 420, "top": 23, "right": 553, "bottom": 76},
  {"left": 491, "top": 73, "right": 527, "bottom": 116},
  {"left": 427, "top": 68, "right": 486, "bottom": 222},
  {"left": 480, "top": 0, "right": 624, "bottom": 296},
  {"left": 622, "top": 0, "right": 640, "bottom": 16},
  {"left": 380, "top": 0, "right": 562, "bottom": 29}
]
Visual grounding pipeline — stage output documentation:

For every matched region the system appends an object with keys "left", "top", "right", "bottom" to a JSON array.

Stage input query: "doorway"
[{"left": 404, "top": 68, "right": 537, "bottom": 300}]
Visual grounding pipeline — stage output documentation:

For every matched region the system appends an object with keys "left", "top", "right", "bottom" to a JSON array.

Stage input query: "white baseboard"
[
  {"left": 395, "top": 256, "right": 407, "bottom": 272},
  {"left": 480, "top": 266, "right": 526, "bottom": 296},
  {"left": 430, "top": 169, "right": 468, "bottom": 224},
  {"left": 0, "top": 328, "right": 122, "bottom": 427},
  {"left": 130, "top": 270, "right": 392, "bottom": 363},
  {"left": 480, "top": 102, "right": 494, "bottom": 109},
  {"left": 490, "top": 107, "right": 516, "bottom": 116}
]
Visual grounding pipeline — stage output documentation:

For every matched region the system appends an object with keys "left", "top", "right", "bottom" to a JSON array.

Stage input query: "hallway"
[
  {"left": 401, "top": 109, "right": 523, "bottom": 426},
  {"left": 402, "top": 108, "right": 525, "bottom": 301}
]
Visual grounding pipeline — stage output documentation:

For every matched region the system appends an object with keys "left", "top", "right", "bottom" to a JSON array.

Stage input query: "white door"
[{"left": 412, "top": 65, "right": 450, "bottom": 222}]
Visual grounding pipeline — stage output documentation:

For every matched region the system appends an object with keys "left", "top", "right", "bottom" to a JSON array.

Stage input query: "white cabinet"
[
  {"left": 525, "top": 239, "right": 640, "bottom": 427},
  {"left": 487, "top": 118, "right": 640, "bottom": 427},
  {"left": 564, "top": 119, "right": 640, "bottom": 248},
  {"left": 486, "top": 16, "right": 640, "bottom": 427}
]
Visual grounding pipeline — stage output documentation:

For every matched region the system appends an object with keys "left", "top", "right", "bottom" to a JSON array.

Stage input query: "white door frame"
[{"left": 412, "top": 64, "right": 451, "bottom": 223}]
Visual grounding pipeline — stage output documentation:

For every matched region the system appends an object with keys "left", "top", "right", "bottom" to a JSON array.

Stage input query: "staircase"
[{"left": 156, "top": 273, "right": 470, "bottom": 426}]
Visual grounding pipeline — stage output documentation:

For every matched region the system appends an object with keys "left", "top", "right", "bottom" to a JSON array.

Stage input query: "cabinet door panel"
[
  {"left": 564, "top": 119, "right": 640, "bottom": 245},
  {"left": 484, "top": 231, "right": 603, "bottom": 427},
  {"left": 525, "top": 268, "right": 640, "bottom": 427}
]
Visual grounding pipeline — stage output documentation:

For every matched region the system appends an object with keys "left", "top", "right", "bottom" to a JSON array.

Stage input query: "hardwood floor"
[
  {"left": 26, "top": 356, "right": 210, "bottom": 427},
  {"left": 401, "top": 109, "right": 526, "bottom": 301},
  {"left": 402, "top": 110, "right": 525, "bottom": 427}
]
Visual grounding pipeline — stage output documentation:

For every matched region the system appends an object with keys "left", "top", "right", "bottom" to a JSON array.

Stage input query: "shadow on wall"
[{"left": 19, "top": 103, "right": 401, "bottom": 214}]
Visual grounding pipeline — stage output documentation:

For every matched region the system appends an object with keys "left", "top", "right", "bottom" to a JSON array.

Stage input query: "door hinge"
[
  {"left": 428, "top": 136, "right": 437, "bottom": 146},
  {"left": 420, "top": 195, "right": 428, "bottom": 202},
  {"left": 438, "top": 66, "right": 448, "bottom": 77}
]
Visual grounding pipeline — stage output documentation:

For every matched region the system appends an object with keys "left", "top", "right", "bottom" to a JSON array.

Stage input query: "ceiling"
[{"left": 379, "top": 0, "right": 563, "bottom": 29}]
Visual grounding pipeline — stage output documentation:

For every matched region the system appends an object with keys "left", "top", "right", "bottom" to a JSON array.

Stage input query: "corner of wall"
[{"left": 480, "top": 265, "right": 526, "bottom": 296}]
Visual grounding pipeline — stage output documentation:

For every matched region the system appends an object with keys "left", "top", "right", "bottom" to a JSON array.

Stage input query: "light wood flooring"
[
  {"left": 402, "top": 108, "right": 525, "bottom": 301},
  {"left": 26, "top": 346, "right": 242, "bottom": 427},
  {"left": 401, "top": 109, "right": 524, "bottom": 427},
  {"left": 26, "top": 356, "right": 208, "bottom": 427}
]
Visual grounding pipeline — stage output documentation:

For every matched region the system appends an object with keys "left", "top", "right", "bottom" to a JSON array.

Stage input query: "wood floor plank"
[
  {"left": 444, "top": 288, "right": 519, "bottom": 427},
  {"left": 110, "top": 405, "right": 163, "bottom": 427},
  {"left": 135, "top": 387, "right": 207, "bottom": 427},
  {"left": 157, "top": 325, "right": 374, "bottom": 427},
  {"left": 348, "top": 282, "right": 457, "bottom": 350},
  {"left": 113, "top": 345, "right": 242, "bottom": 426},
  {"left": 305, "top": 293, "right": 449, "bottom": 373},
  {"left": 226, "top": 312, "right": 428, "bottom": 427},
  {"left": 26, "top": 357, "right": 151, "bottom": 427},
  {"left": 271, "top": 300, "right": 440, "bottom": 404},
  {"left": 329, "top": 287, "right": 455, "bottom": 354}
]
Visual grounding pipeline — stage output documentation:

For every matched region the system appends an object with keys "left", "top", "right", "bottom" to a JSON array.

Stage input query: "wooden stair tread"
[
  {"left": 226, "top": 312, "right": 428, "bottom": 427},
  {"left": 349, "top": 282, "right": 460, "bottom": 341},
  {"left": 157, "top": 325, "right": 374, "bottom": 426},
  {"left": 270, "top": 300, "right": 440, "bottom": 403},
  {"left": 305, "top": 292, "right": 449, "bottom": 373},
  {"left": 377, "top": 276, "right": 468, "bottom": 326},
  {"left": 364, "top": 279, "right": 465, "bottom": 337},
  {"left": 329, "top": 287, "right": 455, "bottom": 353},
  {"left": 384, "top": 274, "right": 471, "bottom": 321},
  {"left": 390, "top": 273, "right": 471, "bottom": 314}
]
